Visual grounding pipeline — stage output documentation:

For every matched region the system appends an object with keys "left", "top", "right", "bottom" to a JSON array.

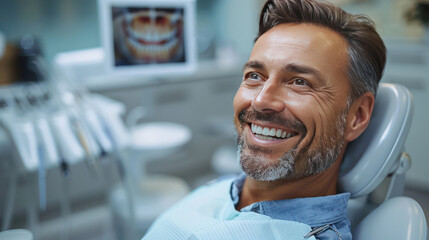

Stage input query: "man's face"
[{"left": 233, "top": 23, "right": 351, "bottom": 181}]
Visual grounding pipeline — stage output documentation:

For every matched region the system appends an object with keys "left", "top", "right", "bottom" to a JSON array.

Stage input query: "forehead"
[{"left": 251, "top": 23, "right": 349, "bottom": 81}]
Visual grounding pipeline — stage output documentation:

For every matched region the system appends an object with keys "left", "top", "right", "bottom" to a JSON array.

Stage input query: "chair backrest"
[
  {"left": 337, "top": 83, "right": 427, "bottom": 239},
  {"left": 338, "top": 83, "right": 413, "bottom": 198}
]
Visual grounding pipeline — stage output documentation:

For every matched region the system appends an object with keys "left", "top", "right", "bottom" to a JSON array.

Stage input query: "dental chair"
[{"left": 338, "top": 83, "right": 427, "bottom": 239}]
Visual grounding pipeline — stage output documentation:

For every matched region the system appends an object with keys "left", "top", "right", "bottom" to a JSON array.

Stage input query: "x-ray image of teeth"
[{"left": 112, "top": 7, "right": 185, "bottom": 66}]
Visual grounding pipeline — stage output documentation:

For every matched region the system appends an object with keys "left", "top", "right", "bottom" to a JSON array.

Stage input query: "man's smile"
[
  {"left": 241, "top": 121, "right": 303, "bottom": 154},
  {"left": 237, "top": 109, "right": 305, "bottom": 150},
  {"left": 250, "top": 123, "right": 298, "bottom": 140}
]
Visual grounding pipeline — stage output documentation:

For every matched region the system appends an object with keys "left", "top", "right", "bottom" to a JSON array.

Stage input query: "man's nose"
[{"left": 251, "top": 81, "right": 285, "bottom": 113}]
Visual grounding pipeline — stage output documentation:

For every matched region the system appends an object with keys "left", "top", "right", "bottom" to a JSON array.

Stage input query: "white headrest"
[{"left": 338, "top": 83, "right": 413, "bottom": 198}]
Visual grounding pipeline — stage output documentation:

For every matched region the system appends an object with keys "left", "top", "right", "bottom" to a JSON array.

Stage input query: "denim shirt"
[{"left": 230, "top": 174, "right": 352, "bottom": 240}]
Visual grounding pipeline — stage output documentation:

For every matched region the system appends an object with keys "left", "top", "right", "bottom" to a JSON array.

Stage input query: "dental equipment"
[
  {"left": 0, "top": 52, "right": 131, "bottom": 239},
  {"left": 7, "top": 88, "right": 48, "bottom": 214}
]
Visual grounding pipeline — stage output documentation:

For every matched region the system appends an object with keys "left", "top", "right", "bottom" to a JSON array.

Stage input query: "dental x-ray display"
[
  {"left": 99, "top": 0, "right": 196, "bottom": 76},
  {"left": 113, "top": 7, "right": 185, "bottom": 65}
]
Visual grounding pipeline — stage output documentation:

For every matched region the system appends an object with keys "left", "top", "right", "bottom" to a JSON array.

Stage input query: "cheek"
[
  {"left": 284, "top": 93, "right": 312, "bottom": 109},
  {"left": 233, "top": 87, "right": 255, "bottom": 114},
  {"left": 287, "top": 91, "right": 340, "bottom": 123},
  {"left": 285, "top": 93, "right": 338, "bottom": 145},
  {"left": 298, "top": 97, "right": 344, "bottom": 142},
  {"left": 284, "top": 93, "right": 317, "bottom": 124}
]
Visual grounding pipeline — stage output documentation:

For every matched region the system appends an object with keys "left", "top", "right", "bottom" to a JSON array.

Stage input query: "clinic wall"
[
  {"left": 211, "top": 0, "right": 261, "bottom": 59},
  {"left": 339, "top": 0, "right": 424, "bottom": 39},
  {"left": 0, "top": 0, "right": 100, "bottom": 63}
]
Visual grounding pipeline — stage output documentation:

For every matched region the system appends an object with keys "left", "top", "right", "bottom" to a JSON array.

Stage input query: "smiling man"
[{"left": 142, "top": 0, "right": 386, "bottom": 239}]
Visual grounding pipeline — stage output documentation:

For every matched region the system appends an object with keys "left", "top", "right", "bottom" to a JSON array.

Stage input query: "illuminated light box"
[{"left": 99, "top": 0, "right": 196, "bottom": 76}]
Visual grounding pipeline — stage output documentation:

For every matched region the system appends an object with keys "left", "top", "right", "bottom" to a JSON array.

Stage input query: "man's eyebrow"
[
  {"left": 283, "top": 63, "right": 325, "bottom": 83},
  {"left": 243, "top": 60, "right": 265, "bottom": 71}
]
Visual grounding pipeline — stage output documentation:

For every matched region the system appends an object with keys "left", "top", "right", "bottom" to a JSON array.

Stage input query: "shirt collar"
[{"left": 230, "top": 173, "right": 350, "bottom": 227}]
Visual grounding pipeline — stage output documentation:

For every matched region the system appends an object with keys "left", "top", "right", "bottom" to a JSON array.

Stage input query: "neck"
[{"left": 236, "top": 154, "right": 344, "bottom": 210}]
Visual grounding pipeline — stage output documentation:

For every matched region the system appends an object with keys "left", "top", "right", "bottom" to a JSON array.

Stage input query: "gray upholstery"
[{"left": 337, "top": 83, "right": 427, "bottom": 239}]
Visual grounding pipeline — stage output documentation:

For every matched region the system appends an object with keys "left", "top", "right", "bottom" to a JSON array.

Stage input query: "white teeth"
[
  {"left": 250, "top": 123, "right": 295, "bottom": 140},
  {"left": 129, "top": 27, "right": 177, "bottom": 42},
  {"left": 276, "top": 129, "right": 282, "bottom": 137},
  {"left": 256, "top": 126, "right": 263, "bottom": 134},
  {"left": 257, "top": 135, "right": 276, "bottom": 140},
  {"left": 262, "top": 127, "right": 270, "bottom": 135}
]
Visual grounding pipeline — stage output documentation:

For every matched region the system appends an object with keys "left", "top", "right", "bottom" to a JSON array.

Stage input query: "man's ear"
[{"left": 345, "top": 92, "right": 375, "bottom": 142}]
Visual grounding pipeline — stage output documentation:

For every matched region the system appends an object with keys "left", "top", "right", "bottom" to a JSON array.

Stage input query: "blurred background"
[{"left": 0, "top": 0, "right": 428, "bottom": 239}]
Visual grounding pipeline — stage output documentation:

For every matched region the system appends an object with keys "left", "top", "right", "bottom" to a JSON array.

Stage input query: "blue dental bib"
[{"left": 142, "top": 178, "right": 316, "bottom": 240}]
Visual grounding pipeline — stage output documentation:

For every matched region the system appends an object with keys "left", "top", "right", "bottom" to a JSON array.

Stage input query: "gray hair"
[{"left": 256, "top": 0, "right": 386, "bottom": 99}]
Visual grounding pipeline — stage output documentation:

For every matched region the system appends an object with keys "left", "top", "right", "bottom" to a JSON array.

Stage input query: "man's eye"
[
  {"left": 246, "top": 72, "right": 262, "bottom": 81},
  {"left": 293, "top": 79, "right": 307, "bottom": 86}
]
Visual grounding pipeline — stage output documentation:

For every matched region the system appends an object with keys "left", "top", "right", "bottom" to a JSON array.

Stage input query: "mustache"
[{"left": 238, "top": 109, "right": 306, "bottom": 133}]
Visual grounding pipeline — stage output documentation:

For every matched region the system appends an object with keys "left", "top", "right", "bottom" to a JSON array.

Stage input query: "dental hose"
[
  {"left": 0, "top": 117, "right": 17, "bottom": 231},
  {"left": 34, "top": 119, "right": 48, "bottom": 212},
  {"left": 58, "top": 155, "right": 71, "bottom": 240},
  {"left": 54, "top": 128, "right": 71, "bottom": 240},
  {"left": 60, "top": 165, "right": 71, "bottom": 240},
  {"left": 1, "top": 162, "right": 17, "bottom": 231},
  {"left": 60, "top": 159, "right": 71, "bottom": 178},
  {"left": 25, "top": 175, "right": 39, "bottom": 240},
  {"left": 51, "top": 120, "right": 71, "bottom": 240},
  {"left": 87, "top": 125, "right": 124, "bottom": 240},
  {"left": 37, "top": 140, "right": 47, "bottom": 211},
  {"left": 101, "top": 120, "right": 125, "bottom": 180},
  {"left": 97, "top": 114, "right": 137, "bottom": 236}
]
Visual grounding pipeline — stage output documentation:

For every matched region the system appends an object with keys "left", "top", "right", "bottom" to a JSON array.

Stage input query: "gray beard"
[
  {"left": 236, "top": 110, "right": 347, "bottom": 182},
  {"left": 238, "top": 145, "right": 297, "bottom": 181}
]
